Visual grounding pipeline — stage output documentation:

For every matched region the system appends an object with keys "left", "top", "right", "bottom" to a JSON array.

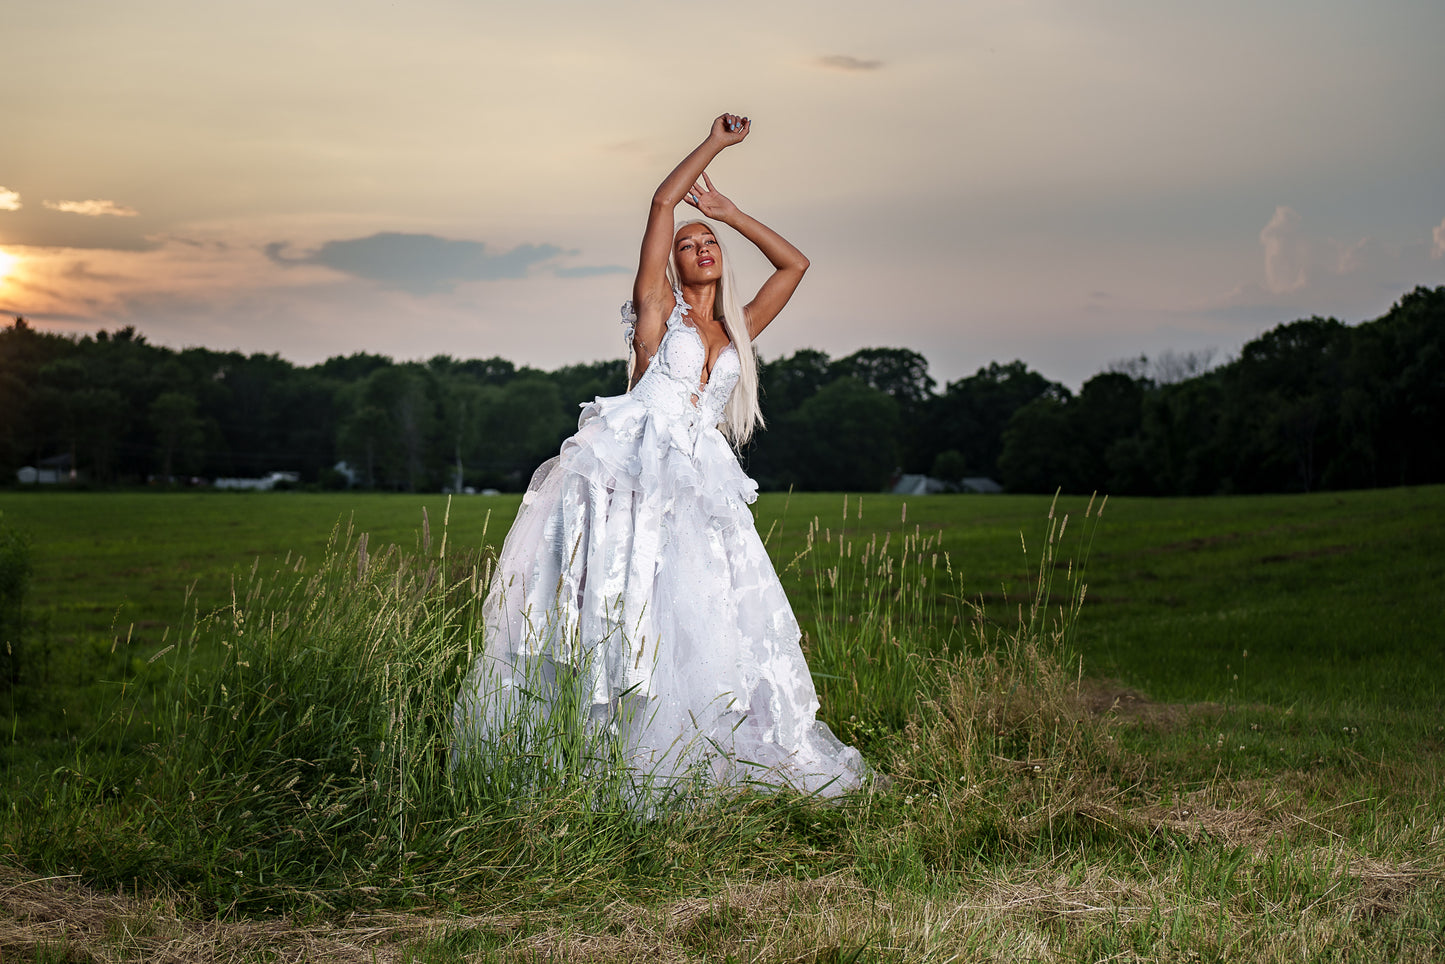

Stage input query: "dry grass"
[
  {"left": 514, "top": 875, "right": 873, "bottom": 963},
  {"left": 1074, "top": 678, "right": 1225, "bottom": 730},
  {"left": 7, "top": 646, "right": 1440, "bottom": 962},
  {"left": 6, "top": 842, "right": 1439, "bottom": 963},
  {"left": 0, "top": 866, "right": 535, "bottom": 963},
  {"left": 7, "top": 752, "right": 1442, "bottom": 964}
]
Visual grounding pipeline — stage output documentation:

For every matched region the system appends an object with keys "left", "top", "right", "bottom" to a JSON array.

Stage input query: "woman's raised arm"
[
  {"left": 632, "top": 115, "right": 750, "bottom": 334},
  {"left": 682, "top": 172, "right": 808, "bottom": 340}
]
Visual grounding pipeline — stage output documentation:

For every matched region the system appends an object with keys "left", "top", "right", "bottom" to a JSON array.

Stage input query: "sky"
[{"left": 3, "top": 0, "right": 1444, "bottom": 390}]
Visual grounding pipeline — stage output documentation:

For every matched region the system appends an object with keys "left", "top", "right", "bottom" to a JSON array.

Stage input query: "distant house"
[
  {"left": 15, "top": 453, "right": 76, "bottom": 485},
  {"left": 213, "top": 471, "right": 300, "bottom": 491},
  {"left": 891, "top": 474, "right": 948, "bottom": 496},
  {"left": 889, "top": 473, "right": 1002, "bottom": 495},
  {"left": 960, "top": 477, "right": 1003, "bottom": 494}
]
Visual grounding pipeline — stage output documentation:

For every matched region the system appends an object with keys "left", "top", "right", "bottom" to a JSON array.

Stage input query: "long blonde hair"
[{"left": 664, "top": 219, "right": 764, "bottom": 445}]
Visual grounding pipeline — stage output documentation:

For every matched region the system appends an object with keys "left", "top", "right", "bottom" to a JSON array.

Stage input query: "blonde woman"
[{"left": 456, "top": 114, "right": 866, "bottom": 799}]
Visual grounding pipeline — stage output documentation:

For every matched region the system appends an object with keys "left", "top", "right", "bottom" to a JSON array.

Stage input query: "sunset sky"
[{"left": 4, "top": 0, "right": 1444, "bottom": 389}]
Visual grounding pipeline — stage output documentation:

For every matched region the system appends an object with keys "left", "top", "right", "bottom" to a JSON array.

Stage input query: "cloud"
[
  {"left": 64, "top": 260, "right": 129, "bottom": 284},
  {"left": 817, "top": 54, "right": 884, "bottom": 72},
  {"left": 265, "top": 232, "right": 562, "bottom": 295},
  {"left": 0, "top": 235, "right": 324, "bottom": 326},
  {"left": 1259, "top": 205, "right": 1307, "bottom": 293},
  {"left": 1197, "top": 203, "right": 1445, "bottom": 332},
  {"left": 1258, "top": 209, "right": 1395, "bottom": 286},
  {"left": 1334, "top": 236, "right": 1386, "bottom": 276},
  {"left": 555, "top": 264, "right": 630, "bottom": 278},
  {"left": 0, "top": 187, "right": 20, "bottom": 212},
  {"left": 43, "top": 199, "right": 139, "bottom": 217}
]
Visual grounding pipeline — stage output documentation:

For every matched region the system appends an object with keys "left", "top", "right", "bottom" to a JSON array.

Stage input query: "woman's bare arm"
[
  {"left": 684, "top": 172, "right": 808, "bottom": 339},
  {"left": 630, "top": 115, "right": 750, "bottom": 381}
]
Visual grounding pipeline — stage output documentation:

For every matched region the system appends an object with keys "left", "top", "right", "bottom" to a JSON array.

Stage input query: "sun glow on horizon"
[{"left": 0, "top": 249, "right": 19, "bottom": 287}]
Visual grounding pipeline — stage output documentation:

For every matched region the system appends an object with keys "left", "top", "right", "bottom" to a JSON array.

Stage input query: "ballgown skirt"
[{"left": 453, "top": 297, "right": 867, "bottom": 801}]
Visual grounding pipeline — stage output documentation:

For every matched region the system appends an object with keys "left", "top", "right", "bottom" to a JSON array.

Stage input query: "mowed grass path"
[{"left": 1, "top": 486, "right": 1441, "bottom": 745}]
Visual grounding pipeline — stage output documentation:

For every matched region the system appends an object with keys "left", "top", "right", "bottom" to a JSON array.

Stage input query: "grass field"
[{"left": 1, "top": 487, "right": 1443, "bottom": 961}]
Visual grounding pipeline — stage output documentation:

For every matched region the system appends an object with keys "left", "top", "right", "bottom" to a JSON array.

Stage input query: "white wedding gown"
[{"left": 454, "top": 290, "right": 867, "bottom": 799}]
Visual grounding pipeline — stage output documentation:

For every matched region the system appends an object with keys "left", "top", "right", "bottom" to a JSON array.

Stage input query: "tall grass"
[
  {"left": 14, "top": 511, "right": 482, "bottom": 907},
  {"left": 791, "top": 496, "right": 958, "bottom": 737},
  {"left": 797, "top": 493, "right": 1105, "bottom": 763},
  {"left": 4, "top": 494, "right": 1440, "bottom": 962},
  {"left": 6, "top": 494, "right": 1105, "bottom": 914},
  {"left": 17, "top": 505, "right": 766, "bottom": 910}
]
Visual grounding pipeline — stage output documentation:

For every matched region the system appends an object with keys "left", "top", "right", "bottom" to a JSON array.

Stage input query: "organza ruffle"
[{"left": 454, "top": 294, "right": 866, "bottom": 801}]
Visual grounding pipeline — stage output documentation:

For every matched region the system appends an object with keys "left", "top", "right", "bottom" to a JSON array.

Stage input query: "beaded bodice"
[{"left": 624, "top": 292, "right": 739, "bottom": 434}]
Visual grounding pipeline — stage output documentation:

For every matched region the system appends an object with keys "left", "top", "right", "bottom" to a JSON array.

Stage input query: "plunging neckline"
[{"left": 678, "top": 314, "right": 734, "bottom": 394}]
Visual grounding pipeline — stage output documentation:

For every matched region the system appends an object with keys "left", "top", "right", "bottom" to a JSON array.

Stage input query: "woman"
[{"left": 455, "top": 114, "right": 866, "bottom": 799}]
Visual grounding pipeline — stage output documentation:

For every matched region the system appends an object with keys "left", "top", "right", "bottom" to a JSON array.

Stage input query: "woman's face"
[{"left": 673, "top": 224, "right": 721, "bottom": 285}]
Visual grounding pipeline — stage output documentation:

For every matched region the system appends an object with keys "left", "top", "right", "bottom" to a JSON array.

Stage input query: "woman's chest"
[{"left": 659, "top": 325, "right": 737, "bottom": 388}]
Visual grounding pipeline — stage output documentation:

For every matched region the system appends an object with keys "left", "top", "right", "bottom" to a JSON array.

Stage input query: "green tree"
[
  {"left": 832, "top": 347, "right": 937, "bottom": 472},
  {"left": 436, "top": 376, "right": 489, "bottom": 492},
  {"left": 1220, "top": 317, "right": 1348, "bottom": 492},
  {"left": 831, "top": 347, "right": 935, "bottom": 407},
  {"left": 149, "top": 391, "right": 206, "bottom": 480},
  {"left": 336, "top": 365, "right": 440, "bottom": 490},
  {"left": 748, "top": 349, "right": 836, "bottom": 486},
  {"left": 782, "top": 378, "right": 900, "bottom": 491},
  {"left": 1138, "top": 375, "right": 1228, "bottom": 495},
  {"left": 921, "top": 361, "right": 1069, "bottom": 481},
  {"left": 473, "top": 377, "right": 573, "bottom": 488},
  {"left": 1339, "top": 286, "right": 1445, "bottom": 486},
  {"left": 997, "top": 396, "right": 1083, "bottom": 493},
  {"left": 32, "top": 358, "right": 129, "bottom": 483},
  {"left": 1072, "top": 372, "right": 1147, "bottom": 492},
  {"left": 759, "top": 348, "right": 834, "bottom": 412}
]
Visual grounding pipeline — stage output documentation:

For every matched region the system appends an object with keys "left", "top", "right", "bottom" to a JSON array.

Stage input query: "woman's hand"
[
  {"left": 708, "top": 113, "right": 751, "bottom": 147},
  {"left": 683, "top": 172, "right": 740, "bottom": 222}
]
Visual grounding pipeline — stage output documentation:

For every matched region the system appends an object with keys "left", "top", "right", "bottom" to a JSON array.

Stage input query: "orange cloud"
[
  {"left": 42, "top": 199, "right": 139, "bottom": 217},
  {"left": 0, "top": 187, "right": 20, "bottom": 212}
]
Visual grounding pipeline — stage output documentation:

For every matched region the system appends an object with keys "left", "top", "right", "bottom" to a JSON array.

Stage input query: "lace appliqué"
[
  {"left": 621, "top": 290, "right": 692, "bottom": 368},
  {"left": 612, "top": 413, "right": 645, "bottom": 445},
  {"left": 620, "top": 300, "right": 638, "bottom": 347}
]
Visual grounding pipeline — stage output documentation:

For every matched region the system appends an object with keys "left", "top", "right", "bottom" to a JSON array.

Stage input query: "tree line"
[{"left": 1, "top": 285, "right": 1441, "bottom": 495}]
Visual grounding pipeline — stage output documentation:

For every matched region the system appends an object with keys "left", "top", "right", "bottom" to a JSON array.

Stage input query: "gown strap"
[
  {"left": 623, "top": 290, "right": 693, "bottom": 341},
  {"left": 666, "top": 287, "right": 693, "bottom": 329}
]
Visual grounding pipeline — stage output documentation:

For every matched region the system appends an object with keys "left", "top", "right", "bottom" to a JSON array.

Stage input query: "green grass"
[
  {"left": 0, "top": 486, "right": 1442, "bottom": 961},
  {"left": 4, "top": 487, "right": 1440, "bottom": 710}
]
